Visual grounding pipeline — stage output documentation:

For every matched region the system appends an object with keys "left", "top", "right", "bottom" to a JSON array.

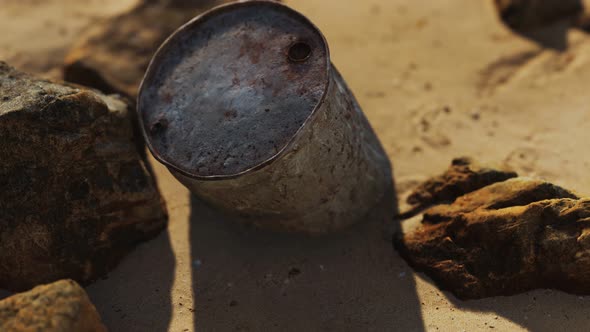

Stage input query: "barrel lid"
[{"left": 138, "top": 0, "right": 330, "bottom": 179}]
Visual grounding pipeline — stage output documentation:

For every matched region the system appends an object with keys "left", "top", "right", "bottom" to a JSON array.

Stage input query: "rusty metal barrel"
[{"left": 138, "top": 0, "right": 392, "bottom": 233}]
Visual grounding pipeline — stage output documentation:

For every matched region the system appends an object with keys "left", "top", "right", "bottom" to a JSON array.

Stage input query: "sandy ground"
[{"left": 2, "top": 0, "right": 590, "bottom": 331}]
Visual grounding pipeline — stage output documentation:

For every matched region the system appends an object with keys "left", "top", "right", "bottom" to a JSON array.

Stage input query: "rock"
[
  {"left": 405, "top": 157, "right": 517, "bottom": 211},
  {"left": 0, "top": 279, "right": 106, "bottom": 332},
  {"left": 575, "top": 10, "right": 590, "bottom": 32},
  {"left": 0, "top": 62, "right": 167, "bottom": 292},
  {"left": 63, "top": 0, "right": 232, "bottom": 99},
  {"left": 395, "top": 177, "right": 590, "bottom": 299},
  {"left": 494, "top": 0, "right": 583, "bottom": 30}
]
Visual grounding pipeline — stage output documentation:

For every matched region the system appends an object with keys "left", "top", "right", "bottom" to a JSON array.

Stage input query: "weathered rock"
[
  {"left": 0, "top": 62, "right": 167, "bottom": 292},
  {"left": 405, "top": 157, "right": 517, "bottom": 211},
  {"left": 63, "top": 0, "right": 232, "bottom": 99},
  {"left": 575, "top": 10, "right": 590, "bottom": 32},
  {"left": 0, "top": 279, "right": 106, "bottom": 332},
  {"left": 395, "top": 177, "right": 590, "bottom": 299},
  {"left": 494, "top": 0, "right": 583, "bottom": 30}
]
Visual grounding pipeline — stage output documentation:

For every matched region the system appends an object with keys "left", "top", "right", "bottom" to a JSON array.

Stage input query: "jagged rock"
[
  {"left": 63, "top": 0, "right": 232, "bottom": 99},
  {"left": 494, "top": 0, "right": 583, "bottom": 30},
  {"left": 395, "top": 177, "right": 590, "bottom": 299},
  {"left": 0, "top": 62, "right": 167, "bottom": 292},
  {"left": 0, "top": 279, "right": 106, "bottom": 332},
  {"left": 405, "top": 157, "right": 517, "bottom": 211}
]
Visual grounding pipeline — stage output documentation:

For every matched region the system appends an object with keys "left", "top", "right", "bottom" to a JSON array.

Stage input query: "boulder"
[
  {"left": 0, "top": 279, "right": 106, "bottom": 332},
  {"left": 395, "top": 176, "right": 590, "bottom": 299},
  {"left": 0, "top": 62, "right": 167, "bottom": 291}
]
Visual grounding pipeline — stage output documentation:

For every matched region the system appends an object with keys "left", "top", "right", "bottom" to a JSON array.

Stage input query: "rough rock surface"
[
  {"left": 0, "top": 279, "right": 106, "bottom": 332},
  {"left": 405, "top": 157, "right": 517, "bottom": 211},
  {"left": 0, "top": 62, "right": 168, "bottom": 292},
  {"left": 63, "top": 0, "right": 232, "bottom": 99},
  {"left": 494, "top": 0, "right": 583, "bottom": 30},
  {"left": 576, "top": 9, "right": 590, "bottom": 32},
  {"left": 395, "top": 176, "right": 590, "bottom": 299}
]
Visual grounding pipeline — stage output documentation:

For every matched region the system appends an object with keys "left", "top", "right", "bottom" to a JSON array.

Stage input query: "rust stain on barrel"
[{"left": 239, "top": 35, "right": 263, "bottom": 65}]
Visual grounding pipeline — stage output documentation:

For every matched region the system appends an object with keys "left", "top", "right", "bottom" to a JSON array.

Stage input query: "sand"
[{"left": 2, "top": 0, "right": 590, "bottom": 331}]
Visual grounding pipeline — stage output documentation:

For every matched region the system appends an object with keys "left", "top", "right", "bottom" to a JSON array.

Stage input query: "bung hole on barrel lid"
[{"left": 288, "top": 41, "right": 312, "bottom": 62}]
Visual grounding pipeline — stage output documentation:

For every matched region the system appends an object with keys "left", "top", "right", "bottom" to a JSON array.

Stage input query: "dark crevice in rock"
[{"left": 0, "top": 279, "right": 106, "bottom": 332}]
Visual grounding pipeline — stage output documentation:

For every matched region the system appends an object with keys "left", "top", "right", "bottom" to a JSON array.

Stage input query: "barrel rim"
[{"left": 137, "top": 0, "right": 332, "bottom": 181}]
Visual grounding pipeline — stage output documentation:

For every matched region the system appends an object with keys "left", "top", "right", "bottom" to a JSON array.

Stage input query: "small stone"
[
  {"left": 0, "top": 279, "right": 106, "bottom": 332},
  {"left": 0, "top": 62, "right": 168, "bottom": 291}
]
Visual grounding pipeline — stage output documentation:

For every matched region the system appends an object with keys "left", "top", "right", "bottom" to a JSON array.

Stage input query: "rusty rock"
[
  {"left": 0, "top": 62, "right": 167, "bottom": 292},
  {"left": 63, "top": 0, "right": 233, "bottom": 99},
  {"left": 405, "top": 157, "right": 517, "bottom": 210},
  {"left": 0, "top": 279, "right": 106, "bottom": 332},
  {"left": 395, "top": 175, "right": 590, "bottom": 299},
  {"left": 494, "top": 0, "right": 583, "bottom": 30}
]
